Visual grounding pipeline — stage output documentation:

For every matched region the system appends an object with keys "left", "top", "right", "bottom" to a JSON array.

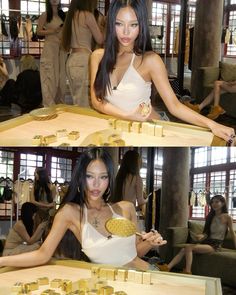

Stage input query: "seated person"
[
  {"left": 3, "top": 202, "right": 48, "bottom": 256},
  {"left": 167, "top": 195, "right": 236, "bottom": 274},
  {"left": 13, "top": 54, "right": 43, "bottom": 113},
  {"left": 184, "top": 80, "right": 236, "bottom": 120}
]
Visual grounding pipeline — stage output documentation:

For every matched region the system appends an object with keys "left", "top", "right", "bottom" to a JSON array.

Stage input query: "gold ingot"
[
  {"left": 78, "top": 279, "right": 90, "bottom": 291},
  {"left": 91, "top": 266, "right": 100, "bottom": 279},
  {"left": 61, "top": 279, "right": 72, "bottom": 293},
  {"left": 37, "top": 277, "right": 49, "bottom": 285},
  {"left": 142, "top": 272, "right": 151, "bottom": 284},
  {"left": 108, "top": 118, "right": 117, "bottom": 129},
  {"left": 106, "top": 268, "right": 116, "bottom": 281},
  {"left": 116, "top": 269, "right": 127, "bottom": 281},
  {"left": 28, "top": 281, "right": 39, "bottom": 291},
  {"left": 99, "top": 268, "right": 107, "bottom": 279},
  {"left": 11, "top": 282, "right": 23, "bottom": 292},
  {"left": 43, "top": 134, "right": 57, "bottom": 144},
  {"left": 56, "top": 129, "right": 68, "bottom": 138},
  {"left": 32, "top": 135, "right": 43, "bottom": 145},
  {"left": 112, "top": 139, "right": 126, "bottom": 146},
  {"left": 100, "top": 285, "right": 114, "bottom": 295},
  {"left": 95, "top": 280, "right": 107, "bottom": 290},
  {"left": 50, "top": 279, "right": 62, "bottom": 288},
  {"left": 68, "top": 131, "right": 80, "bottom": 140},
  {"left": 114, "top": 292, "right": 128, "bottom": 295}
]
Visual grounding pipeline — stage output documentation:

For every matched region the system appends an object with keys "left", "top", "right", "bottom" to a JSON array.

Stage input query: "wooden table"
[
  {"left": 0, "top": 260, "right": 222, "bottom": 295},
  {"left": 0, "top": 105, "right": 226, "bottom": 146}
]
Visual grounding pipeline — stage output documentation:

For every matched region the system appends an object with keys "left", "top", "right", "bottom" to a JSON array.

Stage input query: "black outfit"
[{"left": 14, "top": 69, "right": 42, "bottom": 112}]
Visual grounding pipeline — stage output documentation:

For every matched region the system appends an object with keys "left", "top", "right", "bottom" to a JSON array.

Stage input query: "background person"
[
  {"left": 3, "top": 202, "right": 48, "bottom": 256},
  {"left": 37, "top": 0, "right": 66, "bottom": 106},
  {"left": 167, "top": 195, "right": 236, "bottom": 274},
  {"left": 113, "top": 150, "right": 147, "bottom": 214},
  {"left": 61, "top": 0, "right": 103, "bottom": 107},
  {"left": 184, "top": 80, "right": 236, "bottom": 120}
]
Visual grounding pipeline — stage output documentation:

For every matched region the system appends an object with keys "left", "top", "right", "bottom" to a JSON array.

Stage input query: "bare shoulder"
[
  {"left": 143, "top": 51, "right": 163, "bottom": 66},
  {"left": 57, "top": 203, "right": 81, "bottom": 220},
  {"left": 91, "top": 48, "right": 104, "bottom": 61},
  {"left": 225, "top": 213, "right": 233, "bottom": 223}
]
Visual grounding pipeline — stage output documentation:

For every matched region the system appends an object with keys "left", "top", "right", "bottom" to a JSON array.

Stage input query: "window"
[
  {"left": 0, "top": 150, "right": 14, "bottom": 179},
  {"left": 170, "top": 4, "right": 181, "bottom": 54},
  {"left": 20, "top": 153, "right": 44, "bottom": 179},
  {"left": 191, "top": 173, "right": 207, "bottom": 218},
  {"left": 51, "top": 157, "right": 72, "bottom": 183},
  {"left": 211, "top": 147, "right": 228, "bottom": 165},
  {"left": 210, "top": 171, "right": 226, "bottom": 195},
  {"left": 230, "top": 0, "right": 236, "bottom": 4},
  {"left": 193, "top": 147, "right": 208, "bottom": 168},
  {"left": 151, "top": 2, "right": 168, "bottom": 54},
  {"left": 227, "top": 10, "right": 236, "bottom": 56},
  {"left": 230, "top": 148, "right": 236, "bottom": 163}
]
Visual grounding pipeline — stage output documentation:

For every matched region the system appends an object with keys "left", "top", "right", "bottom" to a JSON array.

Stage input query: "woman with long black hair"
[
  {"left": 167, "top": 195, "right": 236, "bottom": 274},
  {"left": 90, "top": 0, "right": 235, "bottom": 144},
  {"left": 3, "top": 202, "right": 48, "bottom": 256},
  {"left": 37, "top": 0, "right": 66, "bottom": 106},
  {"left": 30, "top": 167, "right": 56, "bottom": 209}
]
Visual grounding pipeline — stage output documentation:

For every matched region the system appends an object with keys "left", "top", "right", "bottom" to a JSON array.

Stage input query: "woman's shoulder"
[{"left": 142, "top": 51, "right": 162, "bottom": 64}]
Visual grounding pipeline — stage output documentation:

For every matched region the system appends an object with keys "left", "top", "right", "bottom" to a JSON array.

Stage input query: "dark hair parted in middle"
[
  {"left": 203, "top": 194, "right": 228, "bottom": 237},
  {"left": 61, "top": 148, "right": 114, "bottom": 213},
  {"left": 94, "top": 0, "right": 152, "bottom": 100},
  {"left": 45, "top": 0, "right": 65, "bottom": 23}
]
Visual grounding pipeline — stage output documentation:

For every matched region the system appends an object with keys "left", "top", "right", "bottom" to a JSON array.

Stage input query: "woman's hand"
[
  {"left": 141, "top": 230, "right": 167, "bottom": 247},
  {"left": 210, "top": 122, "right": 235, "bottom": 145},
  {"left": 128, "top": 103, "right": 152, "bottom": 122}
]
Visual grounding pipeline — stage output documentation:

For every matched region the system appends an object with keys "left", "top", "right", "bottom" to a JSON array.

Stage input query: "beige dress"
[
  {"left": 40, "top": 14, "right": 66, "bottom": 106},
  {"left": 66, "top": 11, "right": 94, "bottom": 107},
  {"left": 122, "top": 175, "right": 147, "bottom": 207}
]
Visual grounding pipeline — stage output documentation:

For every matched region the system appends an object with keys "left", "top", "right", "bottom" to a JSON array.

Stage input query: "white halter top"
[
  {"left": 105, "top": 53, "right": 151, "bottom": 112},
  {"left": 81, "top": 204, "right": 137, "bottom": 266}
]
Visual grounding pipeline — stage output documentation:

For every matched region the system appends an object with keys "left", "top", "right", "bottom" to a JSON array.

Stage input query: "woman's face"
[
  {"left": 85, "top": 159, "right": 109, "bottom": 203},
  {"left": 115, "top": 6, "right": 139, "bottom": 48},
  {"left": 211, "top": 198, "right": 224, "bottom": 212}
]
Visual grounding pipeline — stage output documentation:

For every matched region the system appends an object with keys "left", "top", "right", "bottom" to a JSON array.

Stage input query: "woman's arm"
[
  {"left": 121, "top": 201, "right": 166, "bottom": 258},
  {"left": 37, "top": 13, "right": 61, "bottom": 36},
  {"left": 90, "top": 50, "right": 151, "bottom": 121},
  {"left": 148, "top": 53, "right": 235, "bottom": 142},
  {"left": 85, "top": 12, "right": 104, "bottom": 45},
  {"left": 227, "top": 215, "right": 236, "bottom": 248},
  {"left": 0, "top": 204, "right": 74, "bottom": 267}
]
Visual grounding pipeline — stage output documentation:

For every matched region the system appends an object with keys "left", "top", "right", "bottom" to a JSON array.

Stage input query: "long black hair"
[
  {"left": 46, "top": 0, "right": 65, "bottom": 23},
  {"left": 34, "top": 167, "right": 53, "bottom": 203},
  {"left": 56, "top": 148, "right": 114, "bottom": 260},
  {"left": 61, "top": 148, "right": 114, "bottom": 212},
  {"left": 21, "top": 202, "right": 38, "bottom": 237},
  {"left": 203, "top": 194, "right": 228, "bottom": 237},
  {"left": 113, "top": 150, "right": 140, "bottom": 202},
  {"left": 61, "top": 0, "right": 92, "bottom": 51},
  {"left": 94, "top": 0, "right": 152, "bottom": 100}
]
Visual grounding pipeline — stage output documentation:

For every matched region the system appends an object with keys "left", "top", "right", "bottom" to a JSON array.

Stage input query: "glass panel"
[
  {"left": 193, "top": 147, "right": 208, "bottom": 168},
  {"left": 211, "top": 147, "right": 227, "bottom": 165}
]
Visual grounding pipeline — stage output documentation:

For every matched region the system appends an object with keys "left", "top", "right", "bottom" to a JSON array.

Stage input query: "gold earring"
[{"left": 78, "top": 187, "right": 80, "bottom": 193}]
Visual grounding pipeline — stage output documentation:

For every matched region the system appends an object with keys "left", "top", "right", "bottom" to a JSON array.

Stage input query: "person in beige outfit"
[
  {"left": 37, "top": 0, "right": 66, "bottom": 106},
  {"left": 61, "top": 0, "right": 103, "bottom": 107}
]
